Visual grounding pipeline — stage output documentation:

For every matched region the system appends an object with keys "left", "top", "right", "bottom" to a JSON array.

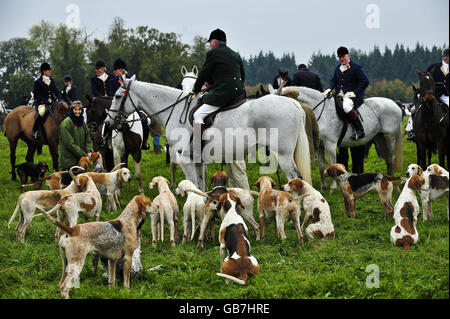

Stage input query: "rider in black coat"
[
  {"left": 61, "top": 75, "right": 78, "bottom": 102},
  {"left": 292, "top": 64, "right": 323, "bottom": 92}
]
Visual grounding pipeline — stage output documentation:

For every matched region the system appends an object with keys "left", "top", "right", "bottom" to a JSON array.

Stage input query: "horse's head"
[
  {"left": 416, "top": 69, "right": 435, "bottom": 101},
  {"left": 52, "top": 100, "right": 69, "bottom": 125},
  {"left": 180, "top": 65, "right": 198, "bottom": 93},
  {"left": 106, "top": 74, "right": 140, "bottom": 128},
  {"left": 85, "top": 95, "right": 112, "bottom": 133}
]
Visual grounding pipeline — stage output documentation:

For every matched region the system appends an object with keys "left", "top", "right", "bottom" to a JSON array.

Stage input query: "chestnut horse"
[{"left": 5, "top": 101, "right": 69, "bottom": 180}]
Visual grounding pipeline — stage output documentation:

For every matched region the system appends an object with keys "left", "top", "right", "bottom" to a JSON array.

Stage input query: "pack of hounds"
[{"left": 8, "top": 153, "right": 449, "bottom": 298}]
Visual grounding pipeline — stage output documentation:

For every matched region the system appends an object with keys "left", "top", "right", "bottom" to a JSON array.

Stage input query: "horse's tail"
[
  {"left": 394, "top": 123, "right": 403, "bottom": 171},
  {"left": 292, "top": 101, "right": 312, "bottom": 184}
]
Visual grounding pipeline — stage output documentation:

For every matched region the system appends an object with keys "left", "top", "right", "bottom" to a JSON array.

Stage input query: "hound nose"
[
  {"left": 280, "top": 185, "right": 285, "bottom": 191},
  {"left": 406, "top": 172, "right": 410, "bottom": 178}
]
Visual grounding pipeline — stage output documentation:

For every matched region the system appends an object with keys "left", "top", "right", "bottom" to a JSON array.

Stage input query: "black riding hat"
[
  {"left": 207, "top": 28, "right": 226, "bottom": 43},
  {"left": 337, "top": 46, "right": 349, "bottom": 58},
  {"left": 64, "top": 75, "right": 72, "bottom": 82},
  {"left": 443, "top": 48, "right": 449, "bottom": 58},
  {"left": 95, "top": 60, "right": 106, "bottom": 69},
  {"left": 40, "top": 62, "right": 51, "bottom": 72},
  {"left": 278, "top": 67, "right": 288, "bottom": 76},
  {"left": 113, "top": 58, "right": 128, "bottom": 71}
]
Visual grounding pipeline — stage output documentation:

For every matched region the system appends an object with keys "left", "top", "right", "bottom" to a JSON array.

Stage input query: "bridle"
[{"left": 106, "top": 77, "right": 196, "bottom": 137}]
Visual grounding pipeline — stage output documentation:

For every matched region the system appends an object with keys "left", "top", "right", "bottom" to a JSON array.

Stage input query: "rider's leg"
[{"left": 343, "top": 98, "right": 365, "bottom": 140}]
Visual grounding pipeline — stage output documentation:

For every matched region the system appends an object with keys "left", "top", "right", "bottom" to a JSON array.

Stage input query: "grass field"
[{"left": 0, "top": 125, "right": 448, "bottom": 299}]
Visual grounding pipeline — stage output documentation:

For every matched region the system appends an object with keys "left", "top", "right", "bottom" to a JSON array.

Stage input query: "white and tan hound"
[
  {"left": 175, "top": 179, "right": 206, "bottom": 243},
  {"left": 324, "top": 164, "right": 401, "bottom": 219},
  {"left": 37, "top": 195, "right": 156, "bottom": 299},
  {"left": 8, "top": 178, "right": 81, "bottom": 243},
  {"left": 282, "top": 178, "right": 334, "bottom": 240},
  {"left": 216, "top": 192, "right": 260, "bottom": 285},
  {"left": 255, "top": 176, "right": 304, "bottom": 246},
  {"left": 390, "top": 174, "right": 426, "bottom": 250},
  {"left": 149, "top": 176, "right": 179, "bottom": 247}
]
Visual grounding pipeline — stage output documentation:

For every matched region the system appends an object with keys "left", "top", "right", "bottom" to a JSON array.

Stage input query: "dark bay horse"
[
  {"left": 413, "top": 69, "right": 448, "bottom": 169},
  {"left": 4, "top": 101, "right": 69, "bottom": 180}
]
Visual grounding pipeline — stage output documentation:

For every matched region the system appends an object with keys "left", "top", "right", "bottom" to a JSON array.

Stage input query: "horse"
[
  {"left": 4, "top": 101, "right": 69, "bottom": 180},
  {"left": 85, "top": 95, "right": 147, "bottom": 194},
  {"left": 275, "top": 86, "right": 403, "bottom": 191},
  {"left": 105, "top": 75, "right": 311, "bottom": 191},
  {"left": 412, "top": 69, "right": 448, "bottom": 169}
]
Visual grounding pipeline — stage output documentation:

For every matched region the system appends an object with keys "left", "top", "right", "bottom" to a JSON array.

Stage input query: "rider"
[
  {"left": 184, "top": 28, "right": 246, "bottom": 161},
  {"left": 110, "top": 58, "right": 152, "bottom": 151},
  {"left": 32, "top": 62, "right": 62, "bottom": 140},
  {"left": 293, "top": 64, "right": 323, "bottom": 92},
  {"left": 90, "top": 59, "right": 114, "bottom": 97},
  {"left": 426, "top": 47, "right": 449, "bottom": 107},
  {"left": 272, "top": 67, "right": 293, "bottom": 90},
  {"left": 323, "top": 46, "right": 369, "bottom": 140},
  {"left": 61, "top": 75, "right": 78, "bottom": 102}
]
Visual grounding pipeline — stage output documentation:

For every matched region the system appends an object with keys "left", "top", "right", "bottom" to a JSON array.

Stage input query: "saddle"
[{"left": 188, "top": 94, "right": 247, "bottom": 128}]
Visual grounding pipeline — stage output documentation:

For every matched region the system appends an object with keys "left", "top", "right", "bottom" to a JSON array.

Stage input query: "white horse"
[
  {"left": 270, "top": 86, "right": 403, "bottom": 190},
  {"left": 180, "top": 65, "right": 198, "bottom": 94},
  {"left": 106, "top": 76, "right": 311, "bottom": 191}
]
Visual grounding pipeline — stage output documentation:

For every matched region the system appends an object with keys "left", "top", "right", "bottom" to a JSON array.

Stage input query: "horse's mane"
[{"left": 133, "top": 79, "right": 183, "bottom": 94}]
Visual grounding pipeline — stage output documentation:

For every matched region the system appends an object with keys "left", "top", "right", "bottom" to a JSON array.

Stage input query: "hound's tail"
[
  {"left": 292, "top": 100, "right": 312, "bottom": 184},
  {"left": 216, "top": 273, "right": 246, "bottom": 285},
  {"left": 35, "top": 205, "right": 75, "bottom": 235},
  {"left": 184, "top": 188, "right": 211, "bottom": 198},
  {"left": 8, "top": 204, "right": 21, "bottom": 228}
]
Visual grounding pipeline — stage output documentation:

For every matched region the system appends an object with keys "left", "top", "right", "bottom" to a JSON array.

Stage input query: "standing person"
[
  {"left": 324, "top": 47, "right": 370, "bottom": 173},
  {"left": 426, "top": 48, "right": 449, "bottom": 106},
  {"left": 184, "top": 28, "right": 246, "bottom": 161},
  {"left": 32, "top": 62, "right": 62, "bottom": 139},
  {"left": 272, "top": 67, "right": 293, "bottom": 90},
  {"left": 61, "top": 75, "right": 78, "bottom": 102},
  {"left": 90, "top": 60, "right": 114, "bottom": 97},
  {"left": 293, "top": 64, "right": 323, "bottom": 92},
  {"left": 58, "top": 100, "right": 92, "bottom": 171}
]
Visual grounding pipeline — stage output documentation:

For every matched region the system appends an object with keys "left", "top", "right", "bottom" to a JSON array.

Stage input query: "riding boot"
[
  {"left": 407, "top": 131, "right": 416, "bottom": 142},
  {"left": 141, "top": 119, "right": 151, "bottom": 150},
  {"left": 347, "top": 109, "right": 365, "bottom": 140},
  {"left": 32, "top": 112, "right": 41, "bottom": 140},
  {"left": 101, "top": 124, "right": 112, "bottom": 149}
]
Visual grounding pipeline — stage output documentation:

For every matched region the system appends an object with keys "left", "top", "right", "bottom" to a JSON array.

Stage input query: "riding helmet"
[
  {"left": 95, "top": 60, "right": 106, "bottom": 69},
  {"left": 40, "top": 62, "right": 51, "bottom": 72},
  {"left": 337, "top": 46, "right": 349, "bottom": 58},
  {"left": 278, "top": 67, "right": 288, "bottom": 77},
  {"left": 113, "top": 58, "right": 128, "bottom": 71},
  {"left": 64, "top": 75, "right": 72, "bottom": 82},
  {"left": 207, "top": 29, "right": 227, "bottom": 43}
]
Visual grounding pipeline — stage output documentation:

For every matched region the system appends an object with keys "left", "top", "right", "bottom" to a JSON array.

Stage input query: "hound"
[
  {"left": 8, "top": 177, "right": 81, "bottom": 243},
  {"left": 255, "top": 176, "right": 304, "bottom": 246},
  {"left": 21, "top": 168, "right": 85, "bottom": 191},
  {"left": 36, "top": 195, "right": 156, "bottom": 299},
  {"left": 390, "top": 174, "right": 426, "bottom": 250},
  {"left": 282, "top": 178, "right": 334, "bottom": 240},
  {"left": 13, "top": 161, "right": 49, "bottom": 191},
  {"left": 149, "top": 176, "right": 179, "bottom": 247},
  {"left": 408, "top": 164, "right": 449, "bottom": 221},
  {"left": 78, "top": 155, "right": 91, "bottom": 171},
  {"left": 216, "top": 192, "right": 260, "bottom": 285},
  {"left": 323, "top": 164, "right": 401, "bottom": 219},
  {"left": 175, "top": 179, "right": 206, "bottom": 243},
  {"left": 91, "top": 152, "right": 106, "bottom": 172},
  {"left": 40, "top": 168, "right": 103, "bottom": 242},
  {"left": 79, "top": 164, "right": 132, "bottom": 212}
]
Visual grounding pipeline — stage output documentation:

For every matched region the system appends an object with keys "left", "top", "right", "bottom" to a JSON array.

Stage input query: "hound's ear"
[
  {"left": 192, "top": 65, "right": 198, "bottom": 76},
  {"left": 45, "top": 164, "right": 50, "bottom": 171},
  {"left": 210, "top": 175, "right": 215, "bottom": 186},
  {"left": 181, "top": 65, "right": 187, "bottom": 77},
  {"left": 236, "top": 197, "right": 245, "bottom": 209},
  {"left": 270, "top": 177, "right": 276, "bottom": 187},
  {"left": 216, "top": 195, "right": 225, "bottom": 211},
  {"left": 254, "top": 179, "right": 261, "bottom": 189},
  {"left": 164, "top": 177, "right": 170, "bottom": 185},
  {"left": 79, "top": 176, "right": 88, "bottom": 191}
]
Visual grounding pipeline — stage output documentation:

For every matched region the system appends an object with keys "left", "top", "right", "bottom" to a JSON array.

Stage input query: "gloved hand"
[
  {"left": 188, "top": 91, "right": 196, "bottom": 103},
  {"left": 344, "top": 91, "right": 356, "bottom": 98},
  {"left": 323, "top": 88, "right": 332, "bottom": 97}
]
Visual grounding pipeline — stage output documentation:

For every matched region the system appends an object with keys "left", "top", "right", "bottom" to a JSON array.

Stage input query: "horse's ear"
[
  {"left": 416, "top": 69, "right": 422, "bottom": 76},
  {"left": 268, "top": 84, "right": 275, "bottom": 94},
  {"left": 430, "top": 66, "right": 436, "bottom": 74},
  {"left": 192, "top": 65, "right": 198, "bottom": 76},
  {"left": 412, "top": 85, "right": 416, "bottom": 92},
  {"left": 181, "top": 65, "right": 187, "bottom": 76},
  {"left": 129, "top": 74, "right": 136, "bottom": 81},
  {"left": 86, "top": 95, "right": 92, "bottom": 104}
]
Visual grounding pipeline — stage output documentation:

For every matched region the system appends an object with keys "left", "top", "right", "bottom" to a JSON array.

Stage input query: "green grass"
[{"left": 0, "top": 125, "right": 448, "bottom": 299}]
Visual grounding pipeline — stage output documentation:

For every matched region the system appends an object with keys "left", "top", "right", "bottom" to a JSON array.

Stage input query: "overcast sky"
[{"left": 0, "top": 0, "right": 448, "bottom": 64}]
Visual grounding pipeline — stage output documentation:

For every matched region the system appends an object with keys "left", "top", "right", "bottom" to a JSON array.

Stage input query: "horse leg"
[
  {"left": 9, "top": 138, "right": 19, "bottom": 181},
  {"left": 324, "top": 142, "right": 338, "bottom": 191},
  {"left": 416, "top": 143, "right": 427, "bottom": 170},
  {"left": 316, "top": 144, "right": 327, "bottom": 191},
  {"left": 48, "top": 141, "right": 59, "bottom": 172},
  {"left": 438, "top": 142, "right": 446, "bottom": 169},
  {"left": 25, "top": 141, "right": 37, "bottom": 163}
]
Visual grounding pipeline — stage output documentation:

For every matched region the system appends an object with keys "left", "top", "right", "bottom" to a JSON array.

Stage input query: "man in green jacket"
[
  {"left": 184, "top": 28, "right": 245, "bottom": 161},
  {"left": 58, "top": 101, "right": 92, "bottom": 170}
]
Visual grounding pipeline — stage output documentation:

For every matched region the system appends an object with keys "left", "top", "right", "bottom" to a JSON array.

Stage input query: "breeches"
[
  {"left": 343, "top": 97, "right": 354, "bottom": 113},
  {"left": 193, "top": 103, "right": 221, "bottom": 124}
]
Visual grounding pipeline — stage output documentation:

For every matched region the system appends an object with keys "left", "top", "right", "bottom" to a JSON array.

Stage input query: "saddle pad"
[{"left": 189, "top": 94, "right": 247, "bottom": 127}]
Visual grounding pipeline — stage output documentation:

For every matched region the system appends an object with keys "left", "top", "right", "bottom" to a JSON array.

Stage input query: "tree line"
[{"left": 0, "top": 17, "right": 447, "bottom": 108}]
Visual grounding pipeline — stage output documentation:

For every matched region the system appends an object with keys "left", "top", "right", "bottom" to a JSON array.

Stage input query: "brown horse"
[{"left": 4, "top": 102, "right": 69, "bottom": 180}]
